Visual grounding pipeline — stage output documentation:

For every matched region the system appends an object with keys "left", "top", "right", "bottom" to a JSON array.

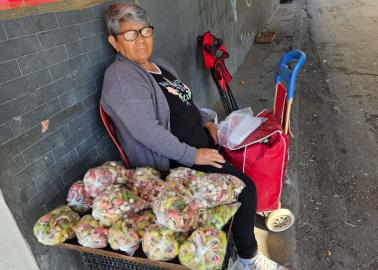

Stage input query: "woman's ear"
[{"left": 108, "top": 35, "right": 120, "bottom": 52}]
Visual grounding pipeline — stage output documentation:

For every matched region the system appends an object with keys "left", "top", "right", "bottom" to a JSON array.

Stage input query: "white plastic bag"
[{"left": 217, "top": 107, "right": 266, "bottom": 149}]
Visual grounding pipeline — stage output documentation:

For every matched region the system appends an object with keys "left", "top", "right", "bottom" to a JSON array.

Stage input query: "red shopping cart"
[{"left": 223, "top": 50, "right": 306, "bottom": 232}]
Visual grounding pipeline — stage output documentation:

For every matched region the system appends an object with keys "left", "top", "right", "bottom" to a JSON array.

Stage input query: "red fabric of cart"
[{"left": 223, "top": 111, "right": 289, "bottom": 212}]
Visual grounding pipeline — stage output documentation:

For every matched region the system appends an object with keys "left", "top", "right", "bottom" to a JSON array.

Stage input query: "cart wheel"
[{"left": 265, "top": 208, "right": 295, "bottom": 232}]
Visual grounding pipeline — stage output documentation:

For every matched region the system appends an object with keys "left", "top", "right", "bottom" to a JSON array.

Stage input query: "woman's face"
[{"left": 108, "top": 21, "right": 153, "bottom": 65}]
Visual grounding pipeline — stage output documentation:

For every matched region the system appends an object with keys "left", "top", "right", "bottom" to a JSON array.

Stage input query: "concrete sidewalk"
[{"left": 212, "top": 2, "right": 305, "bottom": 269}]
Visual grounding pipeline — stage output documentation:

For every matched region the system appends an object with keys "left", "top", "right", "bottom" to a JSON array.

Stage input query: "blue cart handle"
[{"left": 274, "top": 50, "right": 306, "bottom": 100}]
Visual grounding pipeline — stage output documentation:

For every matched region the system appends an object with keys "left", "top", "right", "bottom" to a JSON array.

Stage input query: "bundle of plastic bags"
[
  {"left": 108, "top": 220, "right": 140, "bottom": 256},
  {"left": 73, "top": 215, "right": 108, "bottom": 248},
  {"left": 217, "top": 107, "right": 267, "bottom": 149},
  {"left": 190, "top": 173, "right": 245, "bottom": 208},
  {"left": 92, "top": 185, "right": 148, "bottom": 226},
  {"left": 198, "top": 203, "right": 240, "bottom": 229},
  {"left": 66, "top": 180, "right": 93, "bottom": 214},
  {"left": 124, "top": 210, "right": 156, "bottom": 239},
  {"left": 142, "top": 224, "right": 179, "bottom": 261},
  {"left": 33, "top": 205, "right": 80, "bottom": 245},
  {"left": 153, "top": 181, "right": 200, "bottom": 232},
  {"left": 166, "top": 167, "right": 206, "bottom": 188},
  {"left": 179, "top": 227, "right": 227, "bottom": 270}
]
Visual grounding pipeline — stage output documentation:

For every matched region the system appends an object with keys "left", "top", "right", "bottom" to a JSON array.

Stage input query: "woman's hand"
[
  {"left": 204, "top": 121, "right": 218, "bottom": 144},
  {"left": 195, "top": 148, "right": 225, "bottom": 168}
]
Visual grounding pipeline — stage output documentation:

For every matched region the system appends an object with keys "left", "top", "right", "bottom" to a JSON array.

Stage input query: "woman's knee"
[{"left": 234, "top": 172, "right": 256, "bottom": 195}]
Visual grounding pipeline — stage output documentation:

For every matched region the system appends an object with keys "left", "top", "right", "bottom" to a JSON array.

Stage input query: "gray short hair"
[{"left": 105, "top": 2, "right": 150, "bottom": 36}]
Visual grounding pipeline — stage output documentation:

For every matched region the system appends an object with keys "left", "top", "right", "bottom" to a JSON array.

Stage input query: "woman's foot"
[{"left": 231, "top": 252, "right": 288, "bottom": 270}]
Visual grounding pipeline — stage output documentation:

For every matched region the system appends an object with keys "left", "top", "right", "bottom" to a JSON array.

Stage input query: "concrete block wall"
[
  {"left": 144, "top": 0, "right": 279, "bottom": 110},
  {"left": 0, "top": 0, "right": 278, "bottom": 269},
  {"left": 0, "top": 2, "right": 120, "bottom": 269}
]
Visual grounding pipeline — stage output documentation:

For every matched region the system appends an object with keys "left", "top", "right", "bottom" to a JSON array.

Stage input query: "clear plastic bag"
[
  {"left": 102, "top": 161, "right": 135, "bottom": 186},
  {"left": 124, "top": 210, "right": 156, "bottom": 239},
  {"left": 92, "top": 185, "right": 148, "bottom": 226},
  {"left": 166, "top": 167, "right": 207, "bottom": 188},
  {"left": 174, "top": 231, "right": 190, "bottom": 245},
  {"left": 83, "top": 166, "right": 118, "bottom": 198},
  {"left": 66, "top": 180, "right": 93, "bottom": 214},
  {"left": 217, "top": 107, "right": 267, "bottom": 149},
  {"left": 134, "top": 167, "right": 161, "bottom": 178},
  {"left": 133, "top": 173, "right": 165, "bottom": 205},
  {"left": 190, "top": 173, "right": 245, "bottom": 208},
  {"left": 108, "top": 220, "right": 140, "bottom": 256},
  {"left": 33, "top": 205, "right": 80, "bottom": 246},
  {"left": 142, "top": 224, "right": 180, "bottom": 261},
  {"left": 152, "top": 181, "right": 200, "bottom": 232},
  {"left": 73, "top": 215, "right": 108, "bottom": 248},
  {"left": 198, "top": 203, "right": 240, "bottom": 229},
  {"left": 178, "top": 227, "right": 227, "bottom": 270},
  {"left": 83, "top": 162, "right": 135, "bottom": 198}
]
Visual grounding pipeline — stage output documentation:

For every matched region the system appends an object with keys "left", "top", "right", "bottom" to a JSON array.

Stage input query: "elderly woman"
[{"left": 101, "top": 3, "right": 286, "bottom": 270}]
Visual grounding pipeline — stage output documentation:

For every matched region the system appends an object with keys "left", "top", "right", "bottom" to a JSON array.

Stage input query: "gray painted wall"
[{"left": 0, "top": 0, "right": 278, "bottom": 269}]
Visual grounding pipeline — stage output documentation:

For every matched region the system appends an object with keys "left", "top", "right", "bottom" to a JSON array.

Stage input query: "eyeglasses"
[{"left": 118, "top": 26, "right": 154, "bottom": 41}]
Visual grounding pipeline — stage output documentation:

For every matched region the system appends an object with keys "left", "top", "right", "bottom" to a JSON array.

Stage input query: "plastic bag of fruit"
[
  {"left": 73, "top": 215, "right": 108, "bottom": 248},
  {"left": 133, "top": 174, "right": 165, "bottom": 205},
  {"left": 179, "top": 227, "right": 227, "bottom": 270},
  {"left": 152, "top": 181, "right": 200, "bottom": 232},
  {"left": 33, "top": 205, "right": 80, "bottom": 245},
  {"left": 108, "top": 220, "right": 140, "bottom": 256},
  {"left": 190, "top": 173, "right": 245, "bottom": 208},
  {"left": 174, "top": 231, "right": 190, "bottom": 245},
  {"left": 142, "top": 224, "right": 179, "bottom": 261},
  {"left": 66, "top": 180, "right": 93, "bottom": 214},
  {"left": 83, "top": 166, "right": 117, "bottom": 198},
  {"left": 124, "top": 210, "right": 156, "bottom": 239},
  {"left": 134, "top": 167, "right": 161, "bottom": 178},
  {"left": 101, "top": 161, "right": 135, "bottom": 187},
  {"left": 198, "top": 203, "right": 240, "bottom": 229},
  {"left": 92, "top": 185, "right": 148, "bottom": 226},
  {"left": 165, "top": 167, "right": 207, "bottom": 187}
]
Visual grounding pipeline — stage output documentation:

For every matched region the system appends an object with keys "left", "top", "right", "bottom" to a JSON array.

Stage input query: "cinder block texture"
[
  {"left": 0, "top": 22, "right": 6, "bottom": 41},
  {"left": 2, "top": 14, "right": 58, "bottom": 39},
  {"left": 0, "top": 35, "right": 41, "bottom": 62},
  {"left": 0, "top": 59, "right": 21, "bottom": 84},
  {"left": 0, "top": 3, "right": 120, "bottom": 270},
  {"left": 18, "top": 45, "right": 67, "bottom": 75},
  {"left": 0, "top": 0, "right": 279, "bottom": 269}
]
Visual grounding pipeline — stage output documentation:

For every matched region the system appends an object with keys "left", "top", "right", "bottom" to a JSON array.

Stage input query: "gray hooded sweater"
[{"left": 100, "top": 53, "right": 213, "bottom": 171}]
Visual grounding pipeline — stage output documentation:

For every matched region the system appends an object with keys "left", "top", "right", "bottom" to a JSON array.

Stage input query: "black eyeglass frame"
[{"left": 117, "top": 26, "right": 154, "bottom": 41}]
